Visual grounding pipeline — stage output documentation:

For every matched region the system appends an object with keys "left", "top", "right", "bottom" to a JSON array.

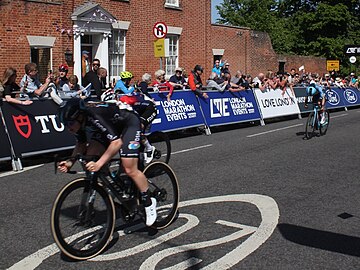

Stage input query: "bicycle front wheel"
[
  {"left": 143, "top": 162, "right": 179, "bottom": 229},
  {"left": 305, "top": 112, "right": 316, "bottom": 139},
  {"left": 51, "top": 178, "right": 115, "bottom": 260},
  {"left": 147, "top": 131, "right": 171, "bottom": 164},
  {"left": 320, "top": 110, "right": 330, "bottom": 136}
]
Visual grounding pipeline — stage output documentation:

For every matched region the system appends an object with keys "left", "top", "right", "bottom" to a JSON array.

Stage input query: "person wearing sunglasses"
[{"left": 83, "top": 58, "right": 106, "bottom": 99}]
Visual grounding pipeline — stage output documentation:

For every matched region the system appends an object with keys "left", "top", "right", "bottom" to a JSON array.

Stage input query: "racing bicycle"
[
  {"left": 50, "top": 154, "right": 179, "bottom": 260},
  {"left": 305, "top": 104, "right": 330, "bottom": 139}
]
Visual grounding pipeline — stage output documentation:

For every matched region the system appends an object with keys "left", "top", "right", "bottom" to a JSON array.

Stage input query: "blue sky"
[{"left": 211, "top": 0, "right": 223, "bottom": 23}]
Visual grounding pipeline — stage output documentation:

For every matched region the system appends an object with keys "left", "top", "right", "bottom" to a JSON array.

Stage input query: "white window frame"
[
  {"left": 165, "top": 0, "right": 179, "bottom": 8},
  {"left": 164, "top": 35, "right": 179, "bottom": 76},
  {"left": 109, "top": 30, "right": 126, "bottom": 83}
]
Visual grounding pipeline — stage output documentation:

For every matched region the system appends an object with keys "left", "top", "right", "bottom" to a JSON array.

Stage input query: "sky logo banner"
[
  {"left": 253, "top": 87, "right": 300, "bottom": 119},
  {"left": 341, "top": 88, "right": 360, "bottom": 106},
  {"left": 149, "top": 91, "right": 205, "bottom": 133},
  {"left": 198, "top": 90, "right": 261, "bottom": 127},
  {"left": 325, "top": 88, "right": 344, "bottom": 108}
]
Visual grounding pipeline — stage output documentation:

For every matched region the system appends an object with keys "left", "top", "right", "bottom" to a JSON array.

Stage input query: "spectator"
[
  {"left": 349, "top": 72, "right": 357, "bottom": 88},
  {"left": 19, "top": 63, "right": 52, "bottom": 98},
  {"left": 83, "top": 59, "right": 105, "bottom": 99},
  {"left": 168, "top": 67, "right": 187, "bottom": 90},
  {"left": 188, "top": 65, "right": 208, "bottom": 98},
  {"left": 55, "top": 64, "right": 69, "bottom": 91},
  {"left": 152, "top": 69, "right": 174, "bottom": 101},
  {"left": 231, "top": 70, "right": 243, "bottom": 85},
  {"left": 212, "top": 59, "right": 223, "bottom": 76},
  {"left": 206, "top": 72, "right": 227, "bottom": 92},
  {"left": 81, "top": 50, "right": 90, "bottom": 78},
  {"left": 334, "top": 77, "right": 345, "bottom": 89},
  {"left": 139, "top": 73, "right": 154, "bottom": 101},
  {"left": 1, "top": 67, "right": 32, "bottom": 105},
  {"left": 252, "top": 72, "right": 267, "bottom": 91},
  {"left": 221, "top": 62, "right": 231, "bottom": 77},
  {"left": 62, "top": 75, "right": 90, "bottom": 98}
]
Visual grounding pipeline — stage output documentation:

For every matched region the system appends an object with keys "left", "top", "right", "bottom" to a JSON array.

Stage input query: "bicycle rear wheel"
[
  {"left": 147, "top": 131, "right": 171, "bottom": 164},
  {"left": 51, "top": 178, "right": 115, "bottom": 260},
  {"left": 320, "top": 110, "right": 330, "bottom": 136},
  {"left": 305, "top": 112, "right": 316, "bottom": 139},
  {"left": 143, "top": 162, "right": 179, "bottom": 229}
]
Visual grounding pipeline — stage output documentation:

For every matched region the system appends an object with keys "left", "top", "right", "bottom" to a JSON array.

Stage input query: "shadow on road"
[{"left": 278, "top": 223, "right": 360, "bottom": 257}]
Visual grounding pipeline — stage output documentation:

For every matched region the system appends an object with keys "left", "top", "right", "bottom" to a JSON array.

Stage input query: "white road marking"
[
  {"left": 8, "top": 194, "right": 279, "bottom": 269},
  {"left": 171, "top": 144, "right": 213, "bottom": 155},
  {"left": 0, "top": 164, "right": 44, "bottom": 178},
  {"left": 140, "top": 194, "right": 279, "bottom": 270},
  {"left": 91, "top": 213, "right": 199, "bottom": 261},
  {"left": 247, "top": 124, "right": 303, "bottom": 138}
]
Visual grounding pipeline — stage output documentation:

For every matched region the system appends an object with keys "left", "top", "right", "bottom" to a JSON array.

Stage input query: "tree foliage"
[{"left": 216, "top": 0, "right": 360, "bottom": 73}]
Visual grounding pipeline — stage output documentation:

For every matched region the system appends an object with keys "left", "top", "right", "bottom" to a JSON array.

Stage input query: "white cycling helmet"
[{"left": 101, "top": 89, "right": 116, "bottom": 101}]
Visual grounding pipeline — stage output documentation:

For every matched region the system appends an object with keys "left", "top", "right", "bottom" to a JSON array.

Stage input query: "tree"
[{"left": 216, "top": 0, "right": 360, "bottom": 74}]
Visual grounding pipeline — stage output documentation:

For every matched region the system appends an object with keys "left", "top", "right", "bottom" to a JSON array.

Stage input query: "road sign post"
[{"left": 153, "top": 22, "right": 167, "bottom": 70}]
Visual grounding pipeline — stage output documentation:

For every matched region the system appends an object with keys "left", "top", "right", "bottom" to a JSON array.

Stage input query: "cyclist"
[
  {"left": 304, "top": 81, "right": 327, "bottom": 124},
  {"left": 57, "top": 98, "right": 157, "bottom": 226},
  {"left": 104, "top": 71, "right": 157, "bottom": 163}
]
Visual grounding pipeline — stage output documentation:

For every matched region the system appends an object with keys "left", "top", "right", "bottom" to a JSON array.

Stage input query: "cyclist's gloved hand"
[{"left": 58, "top": 160, "right": 73, "bottom": 173}]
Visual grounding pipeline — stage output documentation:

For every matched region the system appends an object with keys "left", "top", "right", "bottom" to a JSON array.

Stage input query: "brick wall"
[{"left": 0, "top": 0, "right": 326, "bottom": 84}]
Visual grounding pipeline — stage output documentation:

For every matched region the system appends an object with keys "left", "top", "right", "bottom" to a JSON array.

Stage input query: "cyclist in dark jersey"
[{"left": 57, "top": 98, "right": 157, "bottom": 226}]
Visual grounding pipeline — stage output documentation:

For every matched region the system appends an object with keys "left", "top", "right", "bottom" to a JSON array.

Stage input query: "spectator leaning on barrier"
[
  {"left": 252, "top": 73, "right": 268, "bottom": 91},
  {"left": 139, "top": 73, "right": 154, "bottom": 101},
  {"left": 206, "top": 72, "right": 227, "bottom": 92},
  {"left": 19, "top": 63, "right": 52, "bottom": 98},
  {"left": 188, "top": 65, "right": 209, "bottom": 99},
  {"left": 1, "top": 67, "right": 33, "bottom": 105},
  {"left": 62, "top": 75, "right": 90, "bottom": 99},
  {"left": 152, "top": 69, "right": 174, "bottom": 101},
  {"left": 231, "top": 70, "right": 242, "bottom": 85},
  {"left": 169, "top": 67, "right": 188, "bottom": 90}
]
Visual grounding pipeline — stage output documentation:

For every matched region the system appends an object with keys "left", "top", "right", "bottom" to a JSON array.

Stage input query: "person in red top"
[
  {"left": 152, "top": 69, "right": 173, "bottom": 101},
  {"left": 188, "top": 65, "right": 209, "bottom": 99}
]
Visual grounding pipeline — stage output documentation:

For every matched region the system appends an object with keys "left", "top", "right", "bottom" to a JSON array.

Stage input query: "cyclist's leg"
[
  {"left": 120, "top": 114, "right": 157, "bottom": 226},
  {"left": 140, "top": 104, "right": 157, "bottom": 163}
]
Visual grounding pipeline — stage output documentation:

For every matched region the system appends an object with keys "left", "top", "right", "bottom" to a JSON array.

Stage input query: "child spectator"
[{"left": 62, "top": 75, "right": 90, "bottom": 98}]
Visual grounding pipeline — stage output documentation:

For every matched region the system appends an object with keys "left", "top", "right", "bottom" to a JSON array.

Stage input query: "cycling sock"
[
  {"left": 140, "top": 189, "right": 152, "bottom": 207},
  {"left": 143, "top": 139, "right": 152, "bottom": 152}
]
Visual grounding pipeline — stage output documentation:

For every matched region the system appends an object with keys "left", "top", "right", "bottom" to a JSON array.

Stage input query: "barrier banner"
[
  {"left": 0, "top": 112, "right": 12, "bottom": 161},
  {"left": 254, "top": 87, "right": 300, "bottom": 119},
  {"left": 333, "top": 87, "right": 360, "bottom": 107},
  {"left": 149, "top": 90, "right": 205, "bottom": 132},
  {"left": 324, "top": 88, "right": 346, "bottom": 109},
  {"left": 197, "top": 90, "right": 261, "bottom": 127},
  {"left": 1, "top": 100, "right": 75, "bottom": 157}
]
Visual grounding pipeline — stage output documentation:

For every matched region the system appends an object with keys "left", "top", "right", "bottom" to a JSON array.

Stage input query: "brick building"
[{"left": 0, "top": 0, "right": 326, "bottom": 85}]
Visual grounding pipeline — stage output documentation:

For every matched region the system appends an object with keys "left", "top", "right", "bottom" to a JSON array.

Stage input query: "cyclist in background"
[
  {"left": 304, "top": 81, "right": 327, "bottom": 124},
  {"left": 57, "top": 98, "right": 157, "bottom": 226},
  {"left": 104, "top": 71, "right": 157, "bottom": 163}
]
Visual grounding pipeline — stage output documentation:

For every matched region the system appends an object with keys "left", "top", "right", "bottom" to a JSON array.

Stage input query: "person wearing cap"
[
  {"left": 56, "top": 64, "right": 69, "bottom": 91},
  {"left": 349, "top": 72, "right": 357, "bottom": 88},
  {"left": 221, "top": 62, "right": 231, "bottom": 77},
  {"left": 81, "top": 50, "right": 90, "bottom": 78},
  {"left": 212, "top": 59, "right": 224, "bottom": 76},
  {"left": 188, "top": 65, "right": 208, "bottom": 98},
  {"left": 169, "top": 67, "right": 187, "bottom": 90}
]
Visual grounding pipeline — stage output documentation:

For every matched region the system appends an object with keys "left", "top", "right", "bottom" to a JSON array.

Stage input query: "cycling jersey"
[
  {"left": 114, "top": 79, "right": 135, "bottom": 94},
  {"left": 76, "top": 102, "right": 141, "bottom": 158},
  {"left": 307, "top": 83, "right": 326, "bottom": 104}
]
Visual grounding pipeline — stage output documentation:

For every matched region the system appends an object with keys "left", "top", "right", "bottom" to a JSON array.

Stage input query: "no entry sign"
[{"left": 153, "top": 22, "right": 167, "bottom": 39}]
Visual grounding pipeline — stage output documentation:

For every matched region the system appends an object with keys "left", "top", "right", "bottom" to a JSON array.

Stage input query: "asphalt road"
[{"left": 1, "top": 108, "right": 360, "bottom": 269}]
